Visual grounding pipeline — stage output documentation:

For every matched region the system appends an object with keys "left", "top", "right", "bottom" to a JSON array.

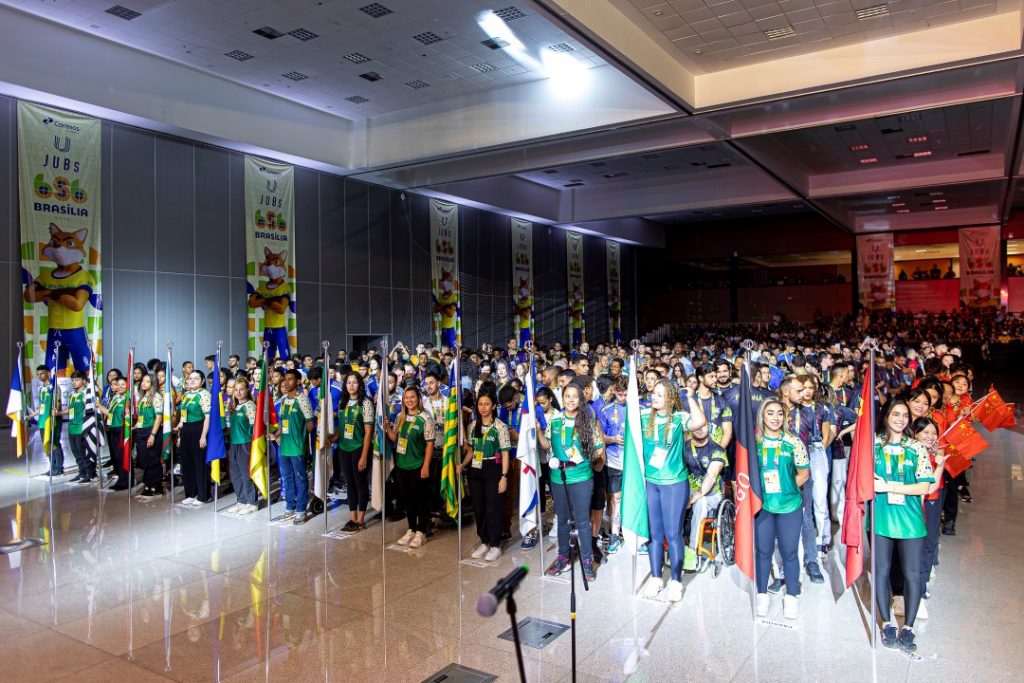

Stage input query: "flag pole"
[
  {"left": 379, "top": 338, "right": 389, "bottom": 630},
  {"left": 167, "top": 342, "right": 175, "bottom": 508},
  {"left": 89, "top": 341, "right": 104, "bottom": 492},
  {"left": 321, "top": 339, "right": 330, "bottom": 536},
  {"left": 47, "top": 341, "right": 61, "bottom": 489},
  {"left": 741, "top": 339, "right": 758, "bottom": 617},
  {"left": 263, "top": 341, "right": 272, "bottom": 525},
  {"left": 866, "top": 340, "right": 878, "bottom": 650},
  {"left": 213, "top": 341, "right": 223, "bottom": 520},
  {"left": 16, "top": 342, "right": 28, "bottom": 480},
  {"left": 454, "top": 343, "right": 463, "bottom": 564}
]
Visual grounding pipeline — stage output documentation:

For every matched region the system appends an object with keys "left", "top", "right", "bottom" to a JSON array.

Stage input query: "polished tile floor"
[{"left": 0, "top": 425, "right": 1020, "bottom": 683}]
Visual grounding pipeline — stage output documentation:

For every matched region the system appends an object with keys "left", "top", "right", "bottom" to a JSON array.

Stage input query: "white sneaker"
[
  {"left": 930, "top": 566, "right": 936, "bottom": 581},
  {"left": 181, "top": 497, "right": 196, "bottom": 505},
  {"left": 783, "top": 595, "right": 799, "bottom": 620},
  {"left": 409, "top": 531, "right": 426, "bottom": 549},
  {"left": 222, "top": 503, "right": 240, "bottom": 514},
  {"left": 237, "top": 504, "right": 256, "bottom": 515},
  {"left": 396, "top": 529, "right": 415, "bottom": 546},
  {"left": 484, "top": 546, "right": 502, "bottom": 562},
  {"left": 188, "top": 498, "right": 205, "bottom": 508},
  {"left": 664, "top": 580, "right": 683, "bottom": 603},
  {"left": 548, "top": 517, "right": 559, "bottom": 538},
  {"left": 756, "top": 593, "right": 770, "bottom": 617},
  {"left": 641, "top": 576, "right": 664, "bottom": 599},
  {"left": 917, "top": 599, "right": 929, "bottom": 620},
  {"left": 892, "top": 595, "right": 905, "bottom": 617},
  {"left": 471, "top": 543, "right": 489, "bottom": 560}
]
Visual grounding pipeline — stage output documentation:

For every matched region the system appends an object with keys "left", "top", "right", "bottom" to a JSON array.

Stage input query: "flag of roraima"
[
  {"left": 733, "top": 363, "right": 762, "bottom": 583},
  {"left": 843, "top": 361, "right": 876, "bottom": 588},
  {"left": 621, "top": 356, "right": 648, "bottom": 555},
  {"left": 440, "top": 364, "right": 460, "bottom": 519}
]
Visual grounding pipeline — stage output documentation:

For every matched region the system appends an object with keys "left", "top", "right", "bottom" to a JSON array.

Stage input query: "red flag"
[
  {"left": 943, "top": 452, "right": 973, "bottom": 479},
  {"left": 122, "top": 348, "right": 134, "bottom": 473},
  {"left": 943, "top": 419, "right": 988, "bottom": 460},
  {"left": 843, "top": 360, "right": 875, "bottom": 588},
  {"left": 733, "top": 363, "right": 762, "bottom": 583},
  {"left": 975, "top": 390, "right": 1015, "bottom": 432}
]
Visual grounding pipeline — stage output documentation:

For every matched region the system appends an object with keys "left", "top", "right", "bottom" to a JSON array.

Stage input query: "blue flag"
[{"left": 206, "top": 351, "right": 227, "bottom": 481}]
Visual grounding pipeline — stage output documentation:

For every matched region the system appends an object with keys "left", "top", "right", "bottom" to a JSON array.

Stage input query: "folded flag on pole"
[
  {"left": 733, "top": 361, "right": 762, "bottom": 583},
  {"left": 313, "top": 379, "right": 334, "bottom": 502},
  {"left": 439, "top": 363, "right": 460, "bottom": 520},
  {"left": 6, "top": 351, "right": 25, "bottom": 459},
  {"left": 249, "top": 359, "right": 277, "bottom": 499},
  {"left": 83, "top": 350, "right": 102, "bottom": 470},
  {"left": 370, "top": 367, "right": 392, "bottom": 512},
  {"left": 620, "top": 355, "right": 648, "bottom": 555},
  {"left": 843, "top": 361, "right": 876, "bottom": 588},
  {"left": 161, "top": 350, "right": 174, "bottom": 461},
  {"left": 122, "top": 348, "right": 134, "bottom": 473},
  {"left": 516, "top": 355, "right": 540, "bottom": 540},
  {"left": 206, "top": 352, "right": 227, "bottom": 484}
]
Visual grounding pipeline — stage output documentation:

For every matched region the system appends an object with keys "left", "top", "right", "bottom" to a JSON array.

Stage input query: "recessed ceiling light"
[
  {"left": 342, "top": 52, "right": 370, "bottom": 64},
  {"left": 547, "top": 42, "right": 575, "bottom": 53},
  {"left": 929, "top": 191, "right": 944, "bottom": 196},
  {"left": 282, "top": 71, "right": 308, "bottom": 81},
  {"left": 481, "top": 37, "right": 510, "bottom": 50},
  {"left": 855, "top": 4, "right": 890, "bottom": 19},
  {"left": 859, "top": 157, "right": 878, "bottom": 164},
  {"left": 471, "top": 62, "right": 498, "bottom": 73},
  {"left": 907, "top": 136, "right": 928, "bottom": 143},
  {"left": 934, "top": 205, "right": 948, "bottom": 210},
  {"left": 346, "top": 95, "right": 369, "bottom": 103},
  {"left": 494, "top": 7, "right": 526, "bottom": 21},
  {"left": 359, "top": 3, "right": 392, "bottom": 18},
  {"left": 224, "top": 50, "right": 254, "bottom": 61},
  {"left": 932, "top": 198, "right": 946, "bottom": 203},
  {"left": 765, "top": 26, "right": 795, "bottom": 40},
  {"left": 405, "top": 79, "right": 430, "bottom": 89},
  {"left": 913, "top": 150, "right": 932, "bottom": 158},
  {"left": 253, "top": 26, "right": 285, "bottom": 39},
  {"left": 897, "top": 209, "right": 910, "bottom": 214},
  {"left": 412, "top": 31, "right": 443, "bottom": 45},
  {"left": 849, "top": 144, "right": 870, "bottom": 151},
  {"left": 288, "top": 28, "right": 319, "bottom": 41},
  {"left": 105, "top": 5, "right": 141, "bottom": 20},
  {"left": 892, "top": 202, "right": 906, "bottom": 207},
  {"left": 359, "top": 71, "right": 384, "bottom": 82}
]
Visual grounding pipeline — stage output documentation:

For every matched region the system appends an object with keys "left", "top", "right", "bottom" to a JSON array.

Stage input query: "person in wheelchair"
[{"left": 684, "top": 422, "right": 728, "bottom": 563}]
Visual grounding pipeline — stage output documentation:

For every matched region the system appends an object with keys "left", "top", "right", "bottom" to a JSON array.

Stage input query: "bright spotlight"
[
  {"left": 477, "top": 11, "right": 526, "bottom": 53},
  {"left": 541, "top": 47, "right": 590, "bottom": 97}
]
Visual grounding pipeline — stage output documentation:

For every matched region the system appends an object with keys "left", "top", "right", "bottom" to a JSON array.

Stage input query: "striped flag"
[
  {"left": 732, "top": 360, "right": 761, "bottom": 583},
  {"left": 249, "top": 359, "right": 276, "bottom": 499},
  {"left": 621, "top": 355, "right": 648, "bottom": 555},
  {"left": 161, "top": 349, "right": 174, "bottom": 461},
  {"left": 370, "top": 367, "right": 391, "bottom": 512},
  {"left": 516, "top": 356, "right": 540, "bottom": 539},
  {"left": 206, "top": 352, "right": 227, "bottom": 484},
  {"left": 40, "top": 370, "right": 57, "bottom": 456},
  {"left": 122, "top": 348, "right": 134, "bottom": 473},
  {"left": 83, "top": 350, "right": 102, "bottom": 473},
  {"left": 313, "top": 380, "right": 334, "bottom": 501},
  {"left": 6, "top": 350, "right": 25, "bottom": 458},
  {"left": 439, "top": 363, "right": 460, "bottom": 519}
]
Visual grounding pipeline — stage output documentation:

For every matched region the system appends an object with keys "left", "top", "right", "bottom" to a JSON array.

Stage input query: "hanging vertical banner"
[
  {"left": 856, "top": 233, "right": 894, "bottom": 311},
  {"left": 566, "top": 231, "right": 586, "bottom": 346},
  {"left": 959, "top": 226, "right": 1001, "bottom": 309},
  {"left": 511, "top": 218, "right": 534, "bottom": 347},
  {"left": 606, "top": 240, "right": 622, "bottom": 345},
  {"left": 430, "top": 199, "right": 461, "bottom": 349},
  {"left": 244, "top": 156, "right": 296, "bottom": 360},
  {"left": 18, "top": 101, "right": 103, "bottom": 376}
]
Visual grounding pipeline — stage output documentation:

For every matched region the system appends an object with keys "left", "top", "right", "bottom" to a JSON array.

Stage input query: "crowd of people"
[{"left": 19, "top": 307, "right": 1021, "bottom": 655}]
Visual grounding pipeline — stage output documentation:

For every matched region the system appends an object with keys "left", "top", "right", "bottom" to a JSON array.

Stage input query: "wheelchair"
[{"left": 693, "top": 496, "right": 736, "bottom": 577}]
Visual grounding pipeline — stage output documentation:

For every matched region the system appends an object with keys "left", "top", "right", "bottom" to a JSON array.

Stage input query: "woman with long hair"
[
  {"left": 910, "top": 415, "right": 947, "bottom": 619},
  {"left": 384, "top": 385, "right": 435, "bottom": 548},
  {"left": 535, "top": 385, "right": 560, "bottom": 537},
  {"left": 538, "top": 383, "right": 604, "bottom": 583},
  {"left": 134, "top": 373, "right": 164, "bottom": 500},
  {"left": 459, "top": 385, "right": 512, "bottom": 562},
  {"left": 176, "top": 370, "right": 211, "bottom": 506},
  {"left": 636, "top": 378, "right": 707, "bottom": 602},
  {"left": 227, "top": 380, "right": 258, "bottom": 514},
  {"left": 337, "top": 371, "right": 375, "bottom": 532},
  {"left": 754, "top": 399, "right": 809, "bottom": 620},
  {"left": 873, "top": 399, "right": 935, "bottom": 653}
]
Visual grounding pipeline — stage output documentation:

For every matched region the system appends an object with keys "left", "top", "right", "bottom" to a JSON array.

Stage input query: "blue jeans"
[
  {"left": 756, "top": 508, "right": 803, "bottom": 596},
  {"left": 551, "top": 477, "right": 593, "bottom": 563},
  {"left": 646, "top": 480, "right": 689, "bottom": 581},
  {"left": 279, "top": 455, "right": 308, "bottom": 513},
  {"left": 263, "top": 326, "right": 290, "bottom": 361}
]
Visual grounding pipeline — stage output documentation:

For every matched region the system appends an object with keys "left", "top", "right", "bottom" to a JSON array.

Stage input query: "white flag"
[
  {"left": 313, "top": 384, "right": 334, "bottom": 501},
  {"left": 516, "top": 358, "right": 540, "bottom": 539}
]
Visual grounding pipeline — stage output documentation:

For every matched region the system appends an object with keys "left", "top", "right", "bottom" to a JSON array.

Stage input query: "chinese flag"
[
  {"left": 975, "top": 390, "right": 1016, "bottom": 432},
  {"left": 944, "top": 420, "right": 988, "bottom": 460},
  {"left": 843, "top": 362, "right": 876, "bottom": 589},
  {"left": 943, "top": 453, "right": 973, "bottom": 479}
]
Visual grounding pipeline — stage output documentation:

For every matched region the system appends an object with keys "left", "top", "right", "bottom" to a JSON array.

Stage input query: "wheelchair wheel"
[
  {"left": 715, "top": 499, "right": 736, "bottom": 566},
  {"left": 308, "top": 496, "right": 325, "bottom": 516}
]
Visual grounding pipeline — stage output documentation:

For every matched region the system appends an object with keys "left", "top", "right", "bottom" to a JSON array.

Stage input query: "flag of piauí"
[
  {"left": 440, "top": 364, "right": 460, "bottom": 519},
  {"left": 206, "top": 353, "right": 227, "bottom": 484},
  {"left": 621, "top": 356, "right": 649, "bottom": 555},
  {"left": 249, "top": 359, "right": 276, "bottom": 499},
  {"left": 6, "top": 351, "right": 25, "bottom": 458}
]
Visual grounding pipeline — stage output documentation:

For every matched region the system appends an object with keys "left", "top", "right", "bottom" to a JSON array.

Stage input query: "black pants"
[
  {"left": 179, "top": 421, "right": 209, "bottom": 502},
  {"left": 941, "top": 470, "right": 959, "bottom": 525},
  {"left": 107, "top": 427, "right": 130, "bottom": 487},
  {"left": 339, "top": 447, "right": 370, "bottom": 512},
  {"left": 135, "top": 429, "right": 162, "bottom": 491},
  {"left": 395, "top": 466, "right": 430, "bottom": 533},
  {"left": 47, "top": 416, "right": 66, "bottom": 475},
  {"left": 467, "top": 461, "right": 505, "bottom": 547},
  {"left": 875, "top": 535, "right": 924, "bottom": 627},
  {"left": 539, "top": 460, "right": 550, "bottom": 514},
  {"left": 230, "top": 442, "right": 256, "bottom": 505},
  {"left": 755, "top": 507, "right": 802, "bottom": 596},
  {"left": 331, "top": 446, "right": 345, "bottom": 486},
  {"left": 69, "top": 432, "right": 95, "bottom": 478},
  {"left": 921, "top": 496, "right": 942, "bottom": 594}
]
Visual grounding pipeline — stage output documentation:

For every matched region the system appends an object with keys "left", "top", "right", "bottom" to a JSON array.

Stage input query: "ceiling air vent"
[
  {"left": 494, "top": 7, "right": 527, "bottom": 21},
  {"left": 855, "top": 4, "right": 890, "bottom": 19},
  {"left": 106, "top": 5, "right": 141, "bottom": 20},
  {"left": 564, "top": 182, "right": 584, "bottom": 187},
  {"left": 482, "top": 37, "right": 510, "bottom": 49},
  {"left": 359, "top": 71, "right": 384, "bottom": 81},
  {"left": 471, "top": 62, "right": 498, "bottom": 73},
  {"left": 253, "top": 26, "right": 285, "bottom": 39},
  {"left": 346, "top": 95, "right": 369, "bottom": 103},
  {"left": 359, "top": 3, "right": 393, "bottom": 18},
  {"left": 288, "top": 28, "right": 319, "bottom": 41},
  {"left": 547, "top": 42, "right": 575, "bottom": 53},
  {"left": 343, "top": 52, "right": 370, "bottom": 64},
  {"left": 282, "top": 71, "right": 308, "bottom": 81},
  {"left": 413, "top": 31, "right": 443, "bottom": 45},
  {"left": 224, "top": 50, "right": 254, "bottom": 61},
  {"left": 405, "top": 80, "right": 430, "bottom": 89},
  {"left": 765, "top": 26, "right": 795, "bottom": 40}
]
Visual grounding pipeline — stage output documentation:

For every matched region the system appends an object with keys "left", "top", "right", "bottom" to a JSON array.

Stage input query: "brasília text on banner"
[
  {"left": 511, "top": 218, "right": 534, "bottom": 347},
  {"left": 18, "top": 101, "right": 103, "bottom": 376},
  {"left": 606, "top": 240, "right": 622, "bottom": 345},
  {"left": 244, "top": 156, "right": 296, "bottom": 360},
  {"left": 959, "top": 226, "right": 1001, "bottom": 309},
  {"left": 855, "top": 233, "right": 894, "bottom": 311},
  {"left": 566, "top": 230, "right": 586, "bottom": 346},
  {"left": 430, "top": 199, "right": 461, "bottom": 350}
]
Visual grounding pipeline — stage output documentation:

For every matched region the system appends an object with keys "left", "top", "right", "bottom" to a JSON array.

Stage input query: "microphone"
[{"left": 476, "top": 565, "right": 529, "bottom": 617}]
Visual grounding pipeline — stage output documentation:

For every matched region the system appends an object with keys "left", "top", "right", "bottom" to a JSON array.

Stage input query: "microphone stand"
[
  {"left": 506, "top": 590, "right": 527, "bottom": 683},
  {"left": 559, "top": 465, "right": 588, "bottom": 683}
]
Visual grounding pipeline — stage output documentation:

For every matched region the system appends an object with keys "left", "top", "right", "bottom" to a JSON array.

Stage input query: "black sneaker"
[
  {"left": 67, "top": 474, "right": 85, "bottom": 484},
  {"left": 959, "top": 492, "right": 973, "bottom": 504},
  {"left": 881, "top": 624, "right": 899, "bottom": 649},
  {"left": 897, "top": 627, "right": 917, "bottom": 653},
  {"left": 582, "top": 559, "right": 597, "bottom": 582},
  {"left": 941, "top": 522, "right": 956, "bottom": 536},
  {"left": 768, "top": 578, "right": 785, "bottom": 594},
  {"left": 592, "top": 543, "right": 604, "bottom": 566},
  {"left": 341, "top": 520, "right": 359, "bottom": 532},
  {"left": 545, "top": 555, "right": 570, "bottom": 576},
  {"left": 806, "top": 563, "right": 825, "bottom": 584}
]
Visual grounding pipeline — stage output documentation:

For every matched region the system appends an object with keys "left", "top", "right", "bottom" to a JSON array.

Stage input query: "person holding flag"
[
  {"left": 32, "top": 365, "right": 65, "bottom": 476},
  {"left": 870, "top": 399, "right": 935, "bottom": 653},
  {"left": 205, "top": 353, "right": 228, "bottom": 496},
  {"left": 99, "top": 375, "right": 128, "bottom": 489},
  {"left": 516, "top": 355, "right": 545, "bottom": 551},
  {"left": 134, "top": 373, "right": 164, "bottom": 500},
  {"left": 249, "top": 357, "right": 277, "bottom": 507},
  {"left": 754, "top": 399, "right": 809, "bottom": 619},
  {"left": 458, "top": 385, "right": 512, "bottom": 562},
  {"left": 271, "top": 369, "right": 314, "bottom": 524},
  {"left": 227, "top": 381, "right": 258, "bottom": 514},
  {"left": 337, "top": 370, "right": 374, "bottom": 532}
]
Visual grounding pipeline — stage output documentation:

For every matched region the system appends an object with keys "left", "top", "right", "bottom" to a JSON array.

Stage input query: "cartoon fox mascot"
[
  {"left": 609, "top": 287, "right": 622, "bottom": 345},
  {"left": 434, "top": 269, "right": 459, "bottom": 349},
  {"left": 23, "top": 223, "right": 96, "bottom": 373},
  {"left": 513, "top": 277, "right": 533, "bottom": 346},
  {"left": 570, "top": 284, "right": 585, "bottom": 346},
  {"left": 248, "top": 247, "right": 292, "bottom": 360}
]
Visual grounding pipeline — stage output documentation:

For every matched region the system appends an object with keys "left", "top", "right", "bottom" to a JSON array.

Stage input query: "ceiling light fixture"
[
  {"left": 859, "top": 157, "right": 878, "bottom": 164},
  {"left": 913, "top": 150, "right": 932, "bottom": 157},
  {"left": 897, "top": 209, "right": 910, "bottom": 214},
  {"left": 934, "top": 205, "right": 948, "bottom": 210},
  {"left": 359, "top": 3, "right": 392, "bottom": 18},
  {"left": 494, "top": 7, "right": 527, "bottom": 21},
  {"left": 849, "top": 144, "right": 869, "bottom": 151},
  {"left": 342, "top": 53, "right": 370, "bottom": 64},
  {"left": 855, "top": 4, "right": 890, "bottom": 19},
  {"left": 346, "top": 95, "right": 369, "bottom": 103},
  {"left": 224, "top": 50, "right": 254, "bottom": 61},
  {"left": 253, "top": 26, "right": 284, "bottom": 39},
  {"left": 907, "top": 135, "right": 928, "bottom": 143},
  {"left": 288, "top": 28, "right": 319, "bottom": 41},
  {"left": 105, "top": 5, "right": 141, "bottom": 20},
  {"left": 765, "top": 26, "right": 795, "bottom": 40}
]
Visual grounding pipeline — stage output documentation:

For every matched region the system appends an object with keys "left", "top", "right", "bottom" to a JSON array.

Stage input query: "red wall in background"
[
  {"left": 895, "top": 279, "right": 960, "bottom": 313},
  {"left": 1008, "top": 278, "right": 1024, "bottom": 313}
]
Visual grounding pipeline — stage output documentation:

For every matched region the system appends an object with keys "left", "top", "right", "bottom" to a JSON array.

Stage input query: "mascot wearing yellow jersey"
[
  {"left": 248, "top": 247, "right": 292, "bottom": 360},
  {"left": 513, "top": 277, "right": 533, "bottom": 347},
  {"left": 569, "top": 284, "right": 585, "bottom": 346},
  {"left": 23, "top": 222, "right": 96, "bottom": 373},
  {"left": 434, "top": 269, "right": 459, "bottom": 350}
]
